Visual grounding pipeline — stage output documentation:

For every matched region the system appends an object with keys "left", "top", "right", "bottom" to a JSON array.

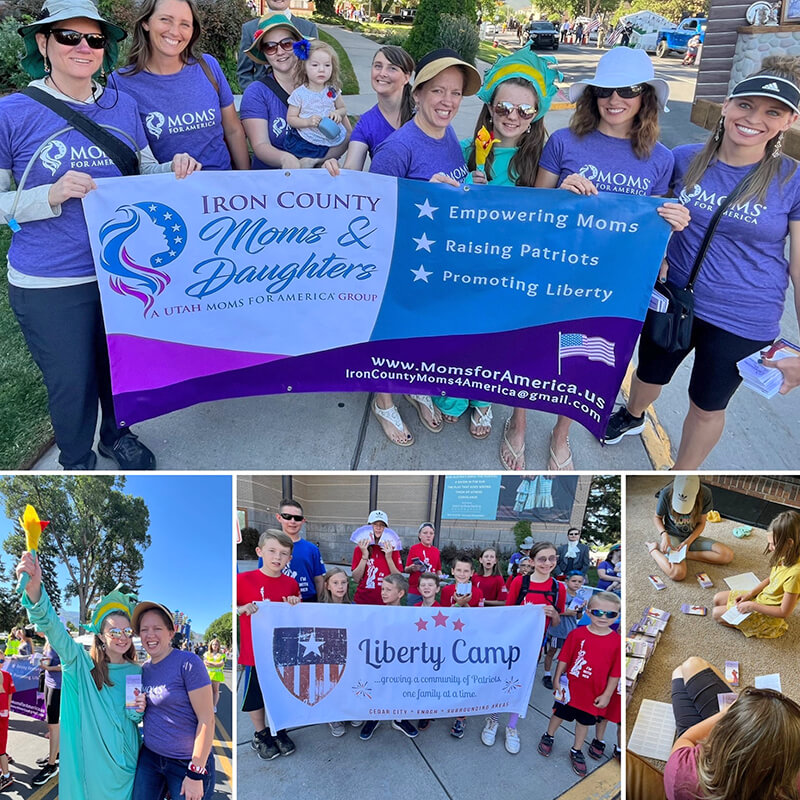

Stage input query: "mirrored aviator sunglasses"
[
  {"left": 593, "top": 84, "right": 644, "bottom": 99},
  {"left": 107, "top": 626, "right": 134, "bottom": 639},
  {"left": 493, "top": 101, "right": 537, "bottom": 120},
  {"left": 49, "top": 28, "right": 107, "bottom": 49}
]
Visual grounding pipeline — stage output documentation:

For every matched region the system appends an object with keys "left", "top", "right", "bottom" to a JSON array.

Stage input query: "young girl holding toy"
[
  {"left": 712, "top": 510, "right": 800, "bottom": 638},
  {"left": 285, "top": 39, "right": 350, "bottom": 161}
]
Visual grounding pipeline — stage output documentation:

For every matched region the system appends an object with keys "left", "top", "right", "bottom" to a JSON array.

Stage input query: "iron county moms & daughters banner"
[{"left": 81, "top": 169, "right": 671, "bottom": 438}]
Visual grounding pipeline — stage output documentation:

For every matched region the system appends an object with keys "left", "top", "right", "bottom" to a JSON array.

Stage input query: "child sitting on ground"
[
  {"left": 286, "top": 39, "right": 350, "bottom": 163},
  {"left": 542, "top": 571, "right": 587, "bottom": 689},
  {"left": 712, "top": 510, "right": 800, "bottom": 638},
  {"left": 538, "top": 591, "right": 621, "bottom": 778}
]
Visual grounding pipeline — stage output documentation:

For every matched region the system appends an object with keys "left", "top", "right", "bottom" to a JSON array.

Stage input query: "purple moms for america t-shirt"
[
  {"left": 370, "top": 121, "right": 468, "bottom": 183},
  {"left": 351, "top": 104, "right": 396, "bottom": 157},
  {"left": 667, "top": 144, "right": 800, "bottom": 340},
  {"left": 141, "top": 649, "right": 211, "bottom": 759},
  {"left": 113, "top": 56, "right": 234, "bottom": 171},
  {"left": 239, "top": 78, "right": 291, "bottom": 170},
  {"left": 539, "top": 127, "right": 673, "bottom": 196}
]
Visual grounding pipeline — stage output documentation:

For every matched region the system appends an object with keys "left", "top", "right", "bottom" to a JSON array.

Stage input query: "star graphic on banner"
[
  {"left": 168, "top": 250, "right": 176, "bottom": 257},
  {"left": 148, "top": 204, "right": 157, "bottom": 212},
  {"left": 415, "top": 618, "right": 428, "bottom": 631},
  {"left": 154, "top": 257, "right": 163, "bottom": 264},
  {"left": 413, "top": 233, "right": 435, "bottom": 252},
  {"left": 300, "top": 631, "right": 323, "bottom": 657},
  {"left": 163, "top": 211, "right": 173, "bottom": 220},
  {"left": 432, "top": 611, "right": 449, "bottom": 628},
  {"left": 172, "top": 224, "right": 181, "bottom": 232},
  {"left": 174, "top": 236, "right": 183, "bottom": 244},
  {"left": 415, "top": 198, "right": 438, "bottom": 219},
  {"left": 411, "top": 265, "right": 432, "bottom": 283},
  {"left": 452, "top": 618, "right": 465, "bottom": 632},
  {"left": 503, "top": 677, "right": 522, "bottom": 693},
  {"left": 353, "top": 680, "right": 372, "bottom": 699}
]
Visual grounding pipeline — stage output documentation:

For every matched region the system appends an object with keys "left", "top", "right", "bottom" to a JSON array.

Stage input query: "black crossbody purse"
[{"left": 643, "top": 166, "right": 756, "bottom": 353}]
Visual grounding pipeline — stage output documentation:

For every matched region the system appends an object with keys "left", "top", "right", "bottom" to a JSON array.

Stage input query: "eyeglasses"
[
  {"left": 261, "top": 37, "right": 295, "bottom": 56},
  {"left": 534, "top": 556, "right": 558, "bottom": 563},
  {"left": 107, "top": 627, "right": 134, "bottom": 639},
  {"left": 589, "top": 609, "right": 619, "bottom": 619},
  {"left": 49, "top": 29, "right": 107, "bottom": 49},
  {"left": 493, "top": 101, "right": 537, "bottom": 120},
  {"left": 279, "top": 512, "right": 304, "bottom": 522},
  {"left": 593, "top": 84, "right": 644, "bottom": 99}
]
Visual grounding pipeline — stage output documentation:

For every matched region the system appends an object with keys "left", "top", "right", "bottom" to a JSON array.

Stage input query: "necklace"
[{"left": 46, "top": 75, "right": 93, "bottom": 103}]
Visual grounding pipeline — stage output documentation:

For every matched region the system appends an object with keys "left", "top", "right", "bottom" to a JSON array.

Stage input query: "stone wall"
[{"left": 731, "top": 27, "right": 800, "bottom": 88}]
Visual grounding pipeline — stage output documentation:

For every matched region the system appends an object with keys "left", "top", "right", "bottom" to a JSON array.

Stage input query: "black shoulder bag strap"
[
  {"left": 257, "top": 70, "right": 290, "bottom": 107},
  {"left": 22, "top": 86, "right": 139, "bottom": 176},
  {"left": 683, "top": 164, "right": 758, "bottom": 291}
]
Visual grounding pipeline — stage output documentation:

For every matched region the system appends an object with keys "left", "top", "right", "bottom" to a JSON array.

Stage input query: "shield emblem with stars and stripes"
[{"left": 273, "top": 627, "right": 347, "bottom": 706}]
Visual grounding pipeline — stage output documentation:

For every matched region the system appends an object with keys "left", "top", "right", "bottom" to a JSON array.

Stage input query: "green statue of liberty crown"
[{"left": 86, "top": 583, "right": 137, "bottom": 634}]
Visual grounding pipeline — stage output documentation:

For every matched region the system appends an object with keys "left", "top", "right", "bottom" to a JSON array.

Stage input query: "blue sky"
[{"left": 1, "top": 475, "right": 233, "bottom": 634}]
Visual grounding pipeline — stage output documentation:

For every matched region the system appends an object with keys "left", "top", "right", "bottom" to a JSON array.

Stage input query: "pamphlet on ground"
[
  {"left": 628, "top": 699, "right": 676, "bottom": 762},
  {"left": 724, "top": 661, "right": 739, "bottom": 687},
  {"left": 754, "top": 673, "right": 782, "bottom": 692},
  {"left": 681, "top": 604, "right": 707, "bottom": 616},
  {"left": 696, "top": 573, "right": 713, "bottom": 588},
  {"left": 723, "top": 573, "right": 760, "bottom": 592},
  {"left": 721, "top": 606, "right": 751, "bottom": 626}
]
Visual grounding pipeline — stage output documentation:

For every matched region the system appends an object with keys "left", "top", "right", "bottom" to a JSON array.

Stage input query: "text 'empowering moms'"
[{"left": 82, "top": 170, "right": 670, "bottom": 438}]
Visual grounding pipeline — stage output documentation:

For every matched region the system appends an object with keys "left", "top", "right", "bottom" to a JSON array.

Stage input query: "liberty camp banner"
[
  {"left": 82, "top": 170, "right": 671, "bottom": 437},
  {"left": 251, "top": 602, "right": 545, "bottom": 734},
  {"left": 3, "top": 657, "right": 45, "bottom": 720}
]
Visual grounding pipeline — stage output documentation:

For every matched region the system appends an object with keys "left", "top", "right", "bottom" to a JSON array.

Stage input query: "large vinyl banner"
[
  {"left": 83, "top": 170, "right": 670, "bottom": 436},
  {"left": 3, "top": 657, "right": 45, "bottom": 720},
  {"left": 251, "top": 602, "right": 545, "bottom": 734}
]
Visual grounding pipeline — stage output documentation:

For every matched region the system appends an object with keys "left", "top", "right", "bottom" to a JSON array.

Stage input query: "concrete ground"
[
  {"left": 31, "top": 33, "right": 800, "bottom": 471},
  {"left": 625, "top": 475, "right": 800, "bottom": 769}
]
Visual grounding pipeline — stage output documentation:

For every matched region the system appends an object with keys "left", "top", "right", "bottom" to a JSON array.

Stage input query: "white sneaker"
[
  {"left": 329, "top": 721, "right": 346, "bottom": 737},
  {"left": 505, "top": 726, "right": 520, "bottom": 754},
  {"left": 350, "top": 720, "right": 363, "bottom": 726},
  {"left": 481, "top": 717, "right": 498, "bottom": 746}
]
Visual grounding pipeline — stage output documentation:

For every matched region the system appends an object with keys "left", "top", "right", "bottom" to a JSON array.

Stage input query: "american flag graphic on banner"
[
  {"left": 273, "top": 627, "right": 347, "bottom": 706},
  {"left": 558, "top": 333, "right": 615, "bottom": 367}
]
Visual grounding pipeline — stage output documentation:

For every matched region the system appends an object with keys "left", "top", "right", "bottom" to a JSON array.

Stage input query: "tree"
[
  {"left": 0, "top": 476, "right": 151, "bottom": 628},
  {"left": 580, "top": 475, "right": 620, "bottom": 547},
  {"left": 0, "top": 562, "right": 18, "bottom": 633},
  {"left": 205, "top": 612, "right": 233, "bottom": 648},
  {"left": 405, "top": 0, "right": 477, "bottom": 61}
]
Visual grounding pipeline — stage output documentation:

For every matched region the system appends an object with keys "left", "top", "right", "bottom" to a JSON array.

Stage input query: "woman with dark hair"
[
  {"left": 499, "top": 46, "right": 689, "bottom": 471},
  {"left": 606, "top": 56, "right": 800, "bottom": 469},
  {"left": 132, "top": 601, "right": 215, "bottom": 800},
  {"left": 113, "top": 0, "right": 249, "bottom": 170},
  {"left": 0, "top": 0, "right": 199, "bottom": 470},
  {"left": 16, "top": 552, "right": 144, "bottom": 799}
]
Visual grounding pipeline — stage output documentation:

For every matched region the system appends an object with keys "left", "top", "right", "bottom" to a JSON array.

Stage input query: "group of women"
[
  {"left": 14, "top": 552, "right": 217, "bottom": 800},
  {"left": 2, "top": 0, "right": 799, "bottom": 471}
]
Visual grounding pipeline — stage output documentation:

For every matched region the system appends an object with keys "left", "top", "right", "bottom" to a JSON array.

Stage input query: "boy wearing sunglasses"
[
  {"left": 537, "top": 591, "right": 621, "bottom": 777},
  {"left": 274, "top": 498, "right": 326, "bottom": 602}
]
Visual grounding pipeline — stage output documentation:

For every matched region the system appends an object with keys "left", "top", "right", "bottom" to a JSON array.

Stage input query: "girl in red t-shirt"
[{"left": 472, "top": 548, "right": 508, "bottom": 606}]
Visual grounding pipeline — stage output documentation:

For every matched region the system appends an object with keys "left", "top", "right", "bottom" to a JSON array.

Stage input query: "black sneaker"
[
  {"left": 32, "top": 764, "right": 58, "bottom": 786},
  {"left": 0, "top": 776, "right": 13, "bottom": 791},
  {"left": 542, "top": 674, "right": 553, "bottom": 690},
  {"left": 360, "top": 720, "right": 380, "bottom": 740},
  {"left": 570, "top": 748, "right": 588, "bottom": 777},
  {"left": 275, "top": 730, "right": 296, "bottom": 756},
  {"left": 604, "top": 407, "right": 645, "bottom": 444},
  {"left": 588, "top": 738, "right": 606, "bottom": 760},
  {"left": 256, "top": 738, "right": 280, "bottom": 760},
  {"left": 61, "top": 451, "right": 97, "bottom": 470},
  {"left": 36, "top": 756, "right": 57, "bottom": 767},
  {"left": 98, "top": 432, "right": 156, "bottom": 470},
  {"left": 392, "top": 720, "right": 419, "bottom": 738}
]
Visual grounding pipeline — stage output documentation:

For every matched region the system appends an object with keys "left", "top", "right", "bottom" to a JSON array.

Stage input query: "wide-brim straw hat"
[
  {"left": 244, "top": 12, "right": 303, "bottom": 65},
  {"left": 414, "top": 47, "right": 482, "bottom": 97}
]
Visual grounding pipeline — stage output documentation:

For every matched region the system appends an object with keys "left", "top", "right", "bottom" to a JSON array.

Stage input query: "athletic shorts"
[
  {"left": 667, "top": 534, "right": 717, "bottom": 552},
  {"left": 671, "top": 667, "right": 729, "bottom": 736},
  {"left": 552, "top": 701, "right": 600, "bottom": 727},
  {"left": 45, "top": 686, "right": 61, "bottom": 724},
  {"left": 636, "top": 315, "right": 773, "bottom": 411},
  {"left": 241, "top": 664, "right": 265, "bottom": 713}
]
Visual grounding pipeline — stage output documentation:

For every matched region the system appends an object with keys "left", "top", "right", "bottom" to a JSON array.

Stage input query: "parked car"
[
  {"left": 528, "top": 20, "right": 558, "bottom": 50},
  {"left": 483, "top": 23, "right": 497, "bottom": 36},
  {"left": 376, "top": 7, "right": 416, "bottom": 24}
]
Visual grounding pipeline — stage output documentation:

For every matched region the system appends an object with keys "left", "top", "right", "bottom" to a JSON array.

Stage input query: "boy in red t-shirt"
[
  {"left": 440, "top": 555, "right": 485, "bottom": 609},
  {"left": 537, "top": 591, "right": 622, "bottom": 777},
  {"left": 415, "top": 573, "right": 441, "bottom": 607},
  {"left": 237, "top": 529, "right": 301, "bottom": 761},
  {"left": 404, "top": 522, "right": 442, "bottom": 606},
  {"left": 0, "top": 654, "right": 16, "bottom": 791},
  {"left": 351, "top": 510, "right": 403, "bottom": 605}
]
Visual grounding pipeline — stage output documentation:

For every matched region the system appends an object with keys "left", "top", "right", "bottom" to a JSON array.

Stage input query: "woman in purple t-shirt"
[
  {"left": 500, "top": 46, "right": 690, "bottom": 471},
  {"left": 114, "top": 0, "right": 250, "bottom": 171},
  {"left": 664, "top": 655, "right": 800, "bottom": 800},
  {"left": 606, "top": 56, "right": 800, "bottom": 469}
]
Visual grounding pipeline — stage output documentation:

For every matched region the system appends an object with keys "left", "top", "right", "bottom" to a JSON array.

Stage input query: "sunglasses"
[
  {"left": 49, "top": 28, "right": 107, "bottom": 49},
  {"left": 107, "top": 626, "right": 134, "bottom": 639},
  {"left": 261, "top": 37, "right": 295, "bottom": 56},
  {"left": 279, "top": 512, "right": 304, "bottom": 522},
  {"left": 589, "top": 609, "right": 619, "bottom": 619},
  {"left": 593, "top": 84, "right": 644, "bottom": 99},
  {"left": 493, "top": 101, "right": 537, "bottom": 120}
]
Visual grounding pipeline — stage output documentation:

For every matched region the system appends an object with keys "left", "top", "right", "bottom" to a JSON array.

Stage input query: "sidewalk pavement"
[
  {"left": 31, "top": 30, "right": 800, "bottom": 471},
  {"left": 236, "top": 658, "right": 620, "bottom": 800}
]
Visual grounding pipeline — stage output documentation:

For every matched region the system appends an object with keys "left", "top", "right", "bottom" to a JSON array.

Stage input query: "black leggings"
[{"left": 671, "top": 667, "right": 730, "bottom": 736}]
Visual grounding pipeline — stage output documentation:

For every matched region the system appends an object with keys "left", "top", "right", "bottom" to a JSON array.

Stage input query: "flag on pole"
[{"left": 558, "top": 333, "right": 615, "bottom": 367}]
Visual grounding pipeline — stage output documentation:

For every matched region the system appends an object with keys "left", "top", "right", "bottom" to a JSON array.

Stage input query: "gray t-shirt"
[{"left": 656, "top": 485, "right": 713, "bottom": 538}]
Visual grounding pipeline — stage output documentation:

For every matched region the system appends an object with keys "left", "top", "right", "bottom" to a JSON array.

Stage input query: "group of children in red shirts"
[{"left": 236, "top": 512, "right": 621, "bottom": 779}]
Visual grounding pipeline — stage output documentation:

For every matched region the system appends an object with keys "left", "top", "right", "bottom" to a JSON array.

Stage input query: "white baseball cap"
[
  {"left": 672, "top": 475, "right": 700, "bottom": 514},
  {"left": 368, "top": 510, "right": 388, "bottom": 525}
]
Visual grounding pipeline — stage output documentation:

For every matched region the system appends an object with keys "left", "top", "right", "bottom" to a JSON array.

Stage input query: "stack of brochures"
[
  {"left": 737, "top": 339, "right": 800, "bottom": 398},
  {"left": 625, "top": 607, "right": 671, "bottom": 705}
]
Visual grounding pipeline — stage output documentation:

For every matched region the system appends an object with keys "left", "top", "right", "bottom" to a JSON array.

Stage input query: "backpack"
[{"left": 515, "top": 575, "right": 559, "bottom": 607}]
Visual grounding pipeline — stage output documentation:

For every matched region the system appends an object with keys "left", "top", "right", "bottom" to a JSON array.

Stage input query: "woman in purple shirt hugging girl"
[
  {"left": 132, "top": 601, "right": 215, "bottom": 800},
  {"left": 606, "top": 56, "right": 800, "bottom": 469},
  {"left": 499, "top": 46, "right": 690, "bottom": 471}
]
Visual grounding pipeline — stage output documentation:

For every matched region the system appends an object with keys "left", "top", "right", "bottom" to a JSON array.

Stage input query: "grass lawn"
[
  {"left": 0, "top": 226, "right": 53, "bottom": 469},
  {"left": 477, "top": 41, "right": 513, "bottom": 65},
  {"left": 318, "top": 30, "right": 359, "bottom": 95}
]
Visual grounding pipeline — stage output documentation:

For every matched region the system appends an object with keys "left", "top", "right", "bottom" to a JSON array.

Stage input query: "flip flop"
[
  {"left": 547, "top": 434, "right": 573, "bottom": 470},
  {"left": 469, "top": 406, "right": 493, "bottom": 440},
  {"left": 500, "top": 416, "right": 525, "bottom": 470},
  {"left": 371, "top": 401, "right": 414, "bottom": 446},
  {"left": 407, "top": 395, "right": 443, "bottom": 433}
]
